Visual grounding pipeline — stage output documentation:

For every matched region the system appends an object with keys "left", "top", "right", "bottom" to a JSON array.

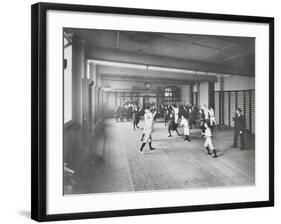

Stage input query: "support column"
[
  {"left": 208, "top": 81, "right": 215, "bottom": 109},
  {"left": 181, "top": 85, "right": 191, "bottom": 105},
  {"left": 72, "top": 37, "right": 85, "bottom": 126},
  {"left": 198, "top": 81, "right": 209, "bottom": 108},
  {"left": 136, "top": 92, "right": 139, "bottom": 105},
  {"left": 189, "top": 85, "right": 193, "bottom": 105},
  {"left": 220, "top": 76, "right": 225, "bottom": 91},
  {"left": 197, "top": 82, "right": 200, "bottom": 107},
  {"left": 89, "top": 63, "right": 97, "bottom": 125},
  {"left": 106, "top": 91, "right": 109, "bottom": 113}
]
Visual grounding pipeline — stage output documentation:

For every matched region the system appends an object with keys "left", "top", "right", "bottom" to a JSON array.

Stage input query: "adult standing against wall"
[
  {"left": 232, "top": 108, "right": 245, "bottom": 150},
  {"left": 132, "top": 104, "right": 140, "bottom": 130}
]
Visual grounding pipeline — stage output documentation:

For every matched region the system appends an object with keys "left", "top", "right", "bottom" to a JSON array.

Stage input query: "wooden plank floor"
[{"left": 70, "top": 118, "right": 255, "bottom": 194}]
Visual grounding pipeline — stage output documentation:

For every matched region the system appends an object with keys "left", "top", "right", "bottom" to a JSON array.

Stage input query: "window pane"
[
  {"left": 64, "top": 41, "right": 72, "bottom": 123},
  {"left": 164, "top": 86, "right": 180, "bottom": 102}
]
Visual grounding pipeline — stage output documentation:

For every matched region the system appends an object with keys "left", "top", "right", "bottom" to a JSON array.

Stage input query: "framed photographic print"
[{"left": 31, "top": 2, "right": 274, "bottom": 222}]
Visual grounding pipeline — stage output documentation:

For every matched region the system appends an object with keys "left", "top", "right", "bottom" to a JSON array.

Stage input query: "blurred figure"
[
  {"left": 189, "top": 105, "right": 198, "bottom": 129},
  {"left": 168, "top": 111, "right": 181, "bottom": 137},
  {"left": 164, "top": 105, "right": 170, "bottom": 126},
  {"left": 180, "top": 106, "right": 191, "bottom": 142},
  {"left": 171, "top": 104, "right": 179, "bottom": 123},
  {"left": 132, "top": 105, "right": 140, "bottom": 130},
  {"left": 203, "top": 105, "right": 209, "bottom": 122},
  {"left": 115, "top": 106, "right": 121, "bottom": 122},
  {"left": 199, "top": 109, "right": 206, "bottom": 137}
]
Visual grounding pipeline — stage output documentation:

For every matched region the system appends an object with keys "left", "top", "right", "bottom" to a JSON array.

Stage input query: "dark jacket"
[
  {"left": 168, "top": 113, "right": 178, "bottom": 130},
  {"left": 233, "top": 114, "right": 245, "bottom": 131},
  {"left": 199, "top": 111, "right": 205, "bottom": 126}
]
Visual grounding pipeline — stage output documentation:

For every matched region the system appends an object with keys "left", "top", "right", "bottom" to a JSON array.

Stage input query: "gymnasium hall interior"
[{"left": 63, "top": 28, "right": 255, "bottom": 195}]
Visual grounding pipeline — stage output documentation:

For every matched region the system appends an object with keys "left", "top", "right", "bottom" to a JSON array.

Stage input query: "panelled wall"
[
  {"left": 190, "top": 76, "right": 255, "bottom": 134},
  {"left": 214, "top": 90, "right": 255, "bottom": 134},
  {"left": 101, "top": 80, "right": 193, "bottom": 114},
  {"left": 103, "top": 88, "right": 192, "bottom": 113},
  {"left": 103, "top": 91, "right": 170, "bottom": 116}
]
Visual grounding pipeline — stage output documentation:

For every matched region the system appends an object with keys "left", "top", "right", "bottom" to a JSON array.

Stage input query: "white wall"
[
  {"left": 63, "top": 39, "right": 72, "bottom": 123},
  {"left": 107, "top": 92, "right": 116, "bottom": 110},
  {"left": 215, "top": 76, "right": 255, "bottom": 91},
  {"left": 223, "top": 76, "right": 255, "bottom": 91},
  {"left": 199, "top": 82, "right": 209, "bottom": 107},
  {"left": 181, "top": 85, "right": 191, "bottom": 104},
  {"left": 71, "top": 39, "right": 85, "bottom": 125}
]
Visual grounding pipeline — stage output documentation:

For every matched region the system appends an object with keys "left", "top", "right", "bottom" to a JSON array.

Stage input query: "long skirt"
[
  {"left": 204, "top": 137, "right": 214, "bottom": 150},
  {"left": 210, "top": 116, "right": 217, "bottom": 126},
  {"left": 181, "top": 118, "right": 190, "bottom": 135},
  {"left": 169, "top": 121, "right": 178, "bottom": 131}
]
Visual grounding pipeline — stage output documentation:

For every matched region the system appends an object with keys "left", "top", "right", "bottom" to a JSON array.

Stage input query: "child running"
[
  {"left": 139, "top": 108, "right": 157, "bottom": 154},
  {"left": 202, "top": 121, "right": 218, "bottom": 158}
]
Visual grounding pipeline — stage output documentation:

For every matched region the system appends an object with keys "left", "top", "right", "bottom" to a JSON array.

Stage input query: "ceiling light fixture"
[{"left": 101, "top": 87, "right": 112, "bottom": 91}]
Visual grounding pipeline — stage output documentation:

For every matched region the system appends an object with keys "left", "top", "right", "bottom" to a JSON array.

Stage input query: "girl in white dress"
[
  {"left": 171, "top": 105, "right": 179, "bottom": 123},
  {"left": 179, "top": 105, "right": 191, "bottom": 141},
  {"left": 208, "top": 107, "right": 218, "bottom": 131},
  {"left": 202, "top": 122, "right": 218, "bottom": 158},
  {"left": 139, "top": 108, "right": 157, "bottom": 154},
  {"left": 180, "top": 114, "right": 190, "bottom": 142}
]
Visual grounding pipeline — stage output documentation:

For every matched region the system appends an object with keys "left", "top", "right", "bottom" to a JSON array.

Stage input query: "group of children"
[{"left": 139, "top": 105, "right": 218, "bottom": 158}]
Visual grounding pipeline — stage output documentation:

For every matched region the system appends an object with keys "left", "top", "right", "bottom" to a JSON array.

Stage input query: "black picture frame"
[{"left": 31, "top": 2, "right": 274, "bottom": 222}]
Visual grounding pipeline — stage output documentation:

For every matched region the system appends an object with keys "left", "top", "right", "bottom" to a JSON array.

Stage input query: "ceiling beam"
[
  {"left": 215, "top": 36, "right": 255, "bottom": 48},
  {"left": 217, "top": 51, "right": 254, "bottom": 63},
  {"left": 103, "top": 88, "right": 162, "bottom": 93},
  {"left": 101, "top": 74, "right": 195, "bottom": 85},
  {"left": 86, "top": 45, "right": 254, "bottom": 76},
  {"left": 97, "top": 65, "right": 218, "bottom": 82}
]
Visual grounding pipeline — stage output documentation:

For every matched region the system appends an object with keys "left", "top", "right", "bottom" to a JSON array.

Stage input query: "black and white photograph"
[
  {"left": 0, "top": 0, "right": 279, "bottom": 223},
  {"left": 30, "top": 2, "right": 274, "bottom": 222},
  {"left": 63, "top": 28, "right": 256, "bottom": 195}
]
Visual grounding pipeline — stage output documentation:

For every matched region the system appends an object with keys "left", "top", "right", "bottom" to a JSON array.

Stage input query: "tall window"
[
  {"left": 164, "top": 86, "right": 181, "bottom": 102},
  {"left": 64, "top": 36, "right": 72, "bottom": 124}
]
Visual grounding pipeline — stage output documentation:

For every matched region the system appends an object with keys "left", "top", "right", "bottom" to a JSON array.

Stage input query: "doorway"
[{"left": 143, "top": 95, "right": 150, "bottom": 106}]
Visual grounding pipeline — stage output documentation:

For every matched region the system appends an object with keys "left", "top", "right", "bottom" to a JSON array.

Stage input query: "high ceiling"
[
  {"left": 66, "top": 28, "right": 255, "bottom": 78},
  {"left": 64, "top": 28, "right": 255, "bottom": 81}
]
